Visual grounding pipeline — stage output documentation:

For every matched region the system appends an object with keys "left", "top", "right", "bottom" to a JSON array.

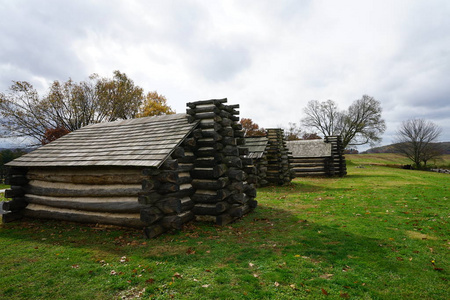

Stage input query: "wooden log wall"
[
  {"left": 2, "top": 153, "right": 197, "bottom": 238},
  {"left": 248, "top": 156, "right": 268, "bottom": 187},
  {"left": 1, "top": 167, "right": 28, "bottom": 223},
  {"left": 3, "top": 167, "right": 147, "bottom": 227},
  {"left": 243, "top": 136, "right": 269, "bottom": 187},
  {"left": 290, "top": 157, "right": 334, "bottom": 177},
  {"left": 140, "top": 144, "right": 196, "bottom": 238},
  {"left": 265, "top": 129, "right": 295, "bottom": 185},
  {"left": 324, "top": 136, "right": 347, "bottom": 177},
  {"left": 186, "top": 98, "right": 257, "bottom": 225}
]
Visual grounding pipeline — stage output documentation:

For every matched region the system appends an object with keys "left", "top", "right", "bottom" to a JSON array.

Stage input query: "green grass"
[
  {"left": 1, "top": 162, "right": 449, "bottom": 299},
  {"left": 0, "top": 184, "right": 10, "bottom": 189}
]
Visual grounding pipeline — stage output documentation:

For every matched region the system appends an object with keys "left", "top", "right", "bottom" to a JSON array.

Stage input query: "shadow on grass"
[{"left": 1, "top": 202, "right": 445, "bottom": 299}]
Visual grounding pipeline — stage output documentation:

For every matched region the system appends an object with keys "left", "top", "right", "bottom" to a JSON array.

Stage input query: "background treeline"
[{"left": 0, "top": 148, "right": 27, "bottom": 184}]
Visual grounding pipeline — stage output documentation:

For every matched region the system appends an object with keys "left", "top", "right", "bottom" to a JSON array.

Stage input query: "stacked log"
[
  {"left": 1, "top": 167, "right": 28, "bottom": 223},
  {"left": 2, "top": 146, "right": 197, "bottom": 238},
  {"left": 186, "top": 98, "right": 257, "bottom": 225},
  {"left": 289, "top": 157, "right": 334, "bottom": 177},
  {"left": 265, "top": 129, "right": 294, "bottom": 185},
  {"left": 324, "top": 136, "right": 347, "bottom": 177},
  {"left": 140, "top": 145, "right": 196, "bottom": 238},
  {"left": 3, "top": 167, "right": 147, "bottom": 227},
  {"left": 244, "top": 136, "right": 269, "bottom": 187}
]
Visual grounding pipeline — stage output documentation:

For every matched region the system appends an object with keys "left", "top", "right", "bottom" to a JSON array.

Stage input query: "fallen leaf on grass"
[
  {"left": 321, "top": 288, "right": 328, "bottom": 295},
  {"left": 249, "top": 262, "right": 255, "bottom": 267},
  {"left": 173, "top": 272, "right": 183, "bottom": 279},
  {"left": 342, "top": 266, "right": 351, "bottom": 272},
  {"left": 71, "top": 264, "right": 79, "bottom": 269},
  {"left": 320, "top": 273, "right": 334, "bottom": 279},
  {"left": 202, "top": 284, "right": 210, "bottom": 288},
  {"left": 274, "top": 282, "right": 280, "bottom": 287},
  {"left": 145, "top": 278, "right": 155, "bottom": 284}
]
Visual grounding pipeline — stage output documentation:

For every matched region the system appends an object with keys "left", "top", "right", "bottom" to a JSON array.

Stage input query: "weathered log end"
[
  {"left": 1, "top": 211, "right": 23, "bottom": 223},
  {"left": 144, "top": 224, "right": 167, "bottom": 239}
]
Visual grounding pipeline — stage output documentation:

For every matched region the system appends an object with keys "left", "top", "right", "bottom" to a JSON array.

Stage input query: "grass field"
[
  {"left": 0, "top": 155, "right": 449, "bottom": 299},
  {"left": 347, "top": 153, "right": 450, "bottom": 169}
]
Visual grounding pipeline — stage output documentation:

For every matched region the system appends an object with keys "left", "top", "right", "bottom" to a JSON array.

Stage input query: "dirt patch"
[{"left": 406, "top": 230, "right": 438, "bottom": 240}]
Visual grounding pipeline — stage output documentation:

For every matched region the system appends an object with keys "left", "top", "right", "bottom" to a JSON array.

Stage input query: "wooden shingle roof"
[
  {"left": 7, "top": 113, "right": 198, "bottom": 168},
  {"left": 244, "top": 136, "right": 268, "bottom": 159},
  {"left": 286, "top": 140, "right": 331, "bottom": 158}
]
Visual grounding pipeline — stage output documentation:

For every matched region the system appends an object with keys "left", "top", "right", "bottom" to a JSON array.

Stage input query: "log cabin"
[
  {"left": 2, "top": 99, "right": 257, "bottom": 237},
  {"left": 286, "top": 136, "right": 347, "bottom": 177},
  {"left": 245, "top": 128, "right": 295, "bottom": 186},
  {"left": 244, "top": 136, "right": 269, "bottom": 186}
]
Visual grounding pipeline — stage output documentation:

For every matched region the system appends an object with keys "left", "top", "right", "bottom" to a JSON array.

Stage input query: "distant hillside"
[{"left": 365, "top": 142, "right": 450, "bottom": 155}]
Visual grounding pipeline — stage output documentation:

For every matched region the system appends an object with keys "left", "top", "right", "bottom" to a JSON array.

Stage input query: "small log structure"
[
  {"left": 2, "top": 99, "right": 257, "bottom": 238},
  {"left": 287, "top": 136, "right": 347, "bottom": 177},
  {"left": 265, "top": 129, "right": 295, "bottom": 185},
  {"left": 186, "top": 99, "right": 257, "bottom": 225},
  {"left": 325, "top": 136, "right": 347, "bottom": 177},
  {"left": 244, "top": 136, "right": 269, "bottom": 187}
]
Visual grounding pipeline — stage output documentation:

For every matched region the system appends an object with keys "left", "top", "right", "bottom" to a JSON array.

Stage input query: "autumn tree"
[
  {"left": 240, "top": 118, "right": 265, "bottom": 137},
  {"left": 0, "top": 71, "right": 146, "bottom": 144},
  {"left": 301, "top": 95, "right": 386, "bottom": 148},
  {"left": 137, "top": 91, "right": 175, "bottom": 117},
  {"left": 41, "top": 127, "right": 71, "bottom": 145},
  {"left": 393, "top": 119, "right": 443, "bottom": 169}
]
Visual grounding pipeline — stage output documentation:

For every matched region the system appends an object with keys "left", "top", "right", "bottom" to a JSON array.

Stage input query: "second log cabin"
[{"left": 286, "top": 136, "right": 347, "bottom": 177}]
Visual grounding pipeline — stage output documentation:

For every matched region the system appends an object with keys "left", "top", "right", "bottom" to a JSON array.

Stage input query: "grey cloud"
[
  {"left": 194, "top": 45, "right": 252, "bottom": 82},
  {"left": 1, "top": 0, "right": 450, "bottom": 149}
]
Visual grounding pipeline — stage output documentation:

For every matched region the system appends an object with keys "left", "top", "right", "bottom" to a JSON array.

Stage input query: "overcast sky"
[{"left": 1, "top": 0, "right": 449, "bottom": 150}]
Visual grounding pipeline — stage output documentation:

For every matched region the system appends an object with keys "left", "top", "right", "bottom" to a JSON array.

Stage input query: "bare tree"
[
  {"left": 302, "top": 99, "right": 341, "bottom": 137},
  {"left": 394, "top": 119, "right": 443, "bottom": 169},
  {"left": 301, "top": 95, "right": 386, "bottom": 149},
  {"left": 340, "top": 95, "right": 386, "bottom": 148}
]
